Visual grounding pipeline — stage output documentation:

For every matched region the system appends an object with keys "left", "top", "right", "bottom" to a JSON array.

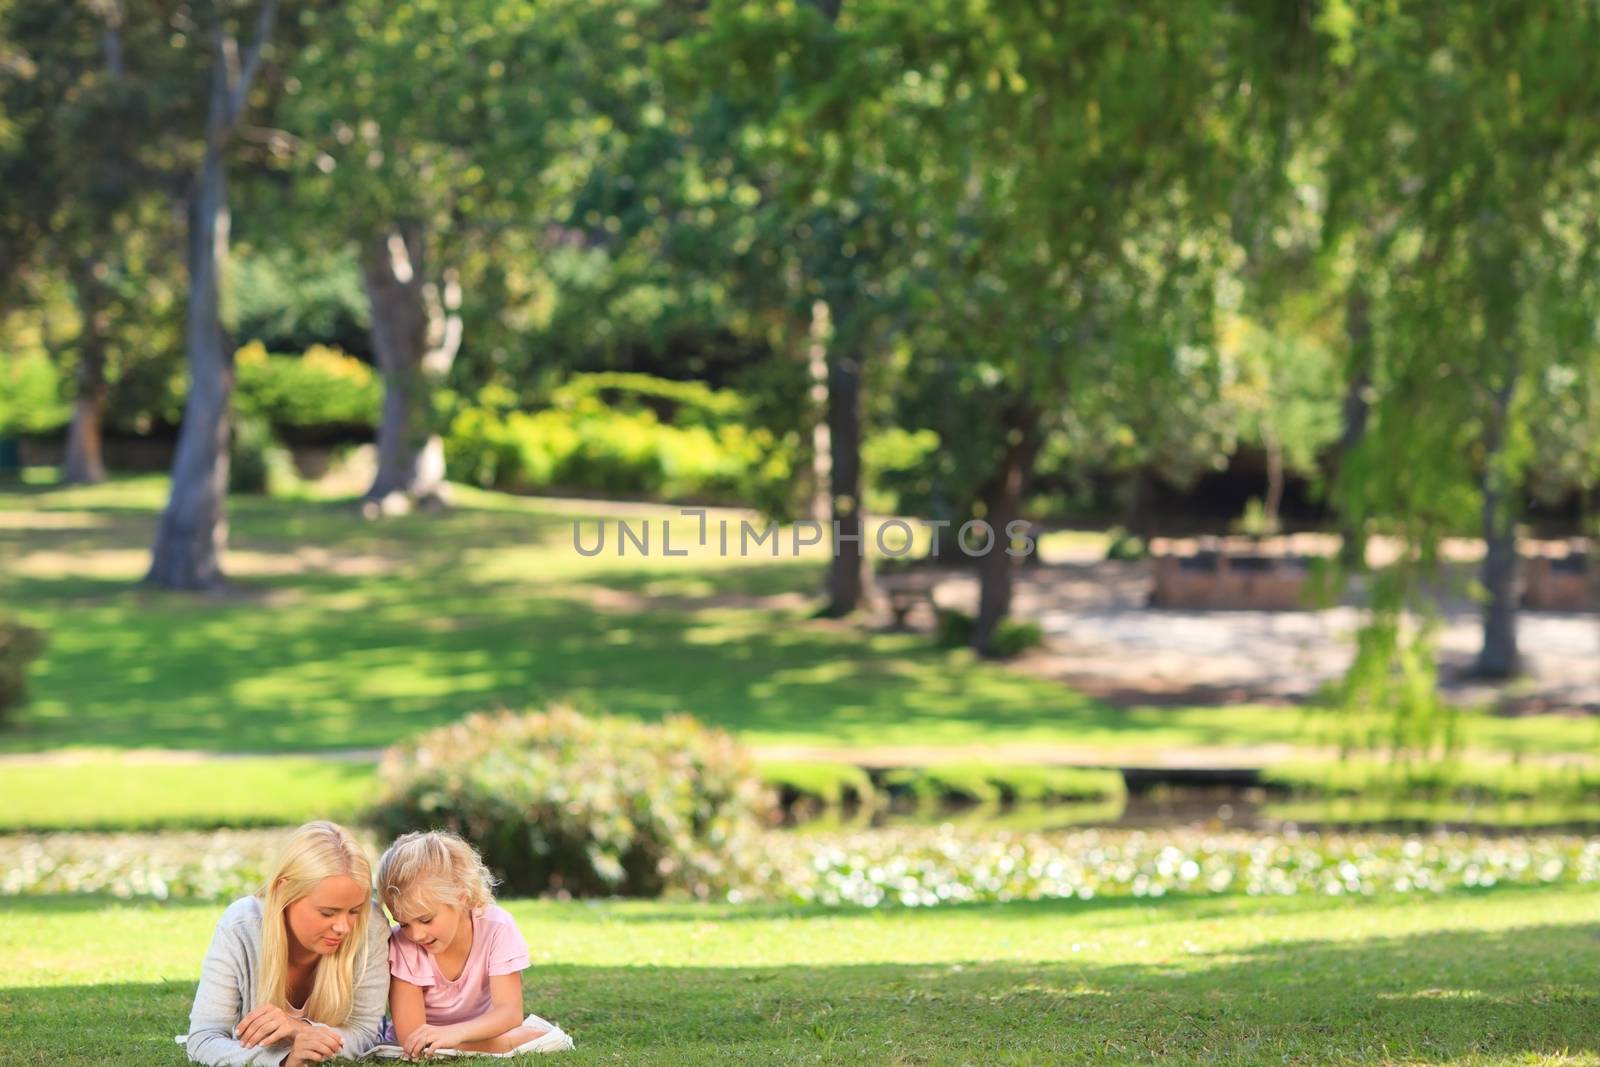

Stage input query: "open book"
[{"left": 363, "top": 1015, "right": 574, "bottom": 1059}]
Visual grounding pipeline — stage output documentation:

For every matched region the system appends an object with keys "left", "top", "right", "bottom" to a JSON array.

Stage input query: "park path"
[{"left": 925, "top": 543, "right": 1600, "bottom": 716}]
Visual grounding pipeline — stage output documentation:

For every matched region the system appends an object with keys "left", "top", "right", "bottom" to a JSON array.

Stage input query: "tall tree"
[
  {"left": 148, "top": 0, "right": 278, "bottom": 588},
  {"left": 685, "top": 1, "right": 908, "bottom": 616},
  {"left": 889, "top": 0, "right": 1254, "bottom": 653},
  {"left": 1327, "top": 0, "right": 1600, "bottom": 680},
  {"left": 286, "top": 0, "right": 646, "bottom": 512},
  {"left": 0, "top": 0, "right": 189, "bottom": 485}
]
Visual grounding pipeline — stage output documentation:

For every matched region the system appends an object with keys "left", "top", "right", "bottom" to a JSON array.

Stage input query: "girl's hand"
[
  {"left": 403, "top": 1022, "right": 461, "bottom": 1059},
  {"left": 235, "top": 1004, "right": 302, "bottom": 1048},
  {"left": 284, "top": 1025, "right": 343, "bottom": 1066}
]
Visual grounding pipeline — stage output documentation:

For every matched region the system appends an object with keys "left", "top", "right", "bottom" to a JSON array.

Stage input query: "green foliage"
[
  {"left": 0, "top": 352, "right": 70, "bottom": 434},
  {"left": 227, "top": 413, "right": 296, "bottom": 497},
  {"left": 757, "top": 761, "right": 876, "bottom": 809},
  {"left": 934, "top": 609, "right": 1042, "bottom": 660},
  {"left": 884, "top": 764, "right": 1125, "bottom": 807},
  {"left": 230, "top": 246, "right": 370, "bottom": 357},
  {"left": 1104, "top": 528, "right": 1147, "bottom": 562},
  {"left": 368, "top": 706, "right": 772, "bottom": 899},
  {"left": 550, "top": 372, "right": 747, "bottom": 428},
  {"left": 233, "top": 342, "right": 381, "bottom": 437},
  {"left": 0, "top": 615, "right": 45, "bottom": 722},
  {"left": 1265, "top": 758, "right": 1600, "bottom": 805},
  {"left": 862, "top": 427, "right": 941, "bottom": 514},
  {"left": 1230, "top": 498, "right": 1281, "bottom": 539},
  {"left": 444, "top": 375, "right": 791, "bottom": 504},
  {"left": 1321, "top": 587, "right": 1458, "bottom": 763}
]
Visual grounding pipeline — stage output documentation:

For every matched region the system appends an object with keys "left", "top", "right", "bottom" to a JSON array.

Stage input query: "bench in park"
[{"left": 877, "top": 557, "right": 970, "bottom": 628}]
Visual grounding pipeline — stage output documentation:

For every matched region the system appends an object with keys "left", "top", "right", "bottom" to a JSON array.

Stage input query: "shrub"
[
  {"left": 228, "top": 413, "right": 296, "bottom": 496},
  {"left": 988, "top": 620, "right": 1045, "bottom": 658},
  {"left": 0, "top": 352, "right": 70, "bottom": 434},
  {"left": 1104, "top": 527, "right": 1147, "bottom": 561},
  {"left": 443, "top": 382, "right": 791, "bottom": 505},
  {"left": 234, "top": 342, "right": 381, "bottom": 438},
  {"left": 368, "top": 706, "right": 772, "bottom": 899},
  {"left": 0, "top": 618, "right": 46, "bottom": 723},
  {"left": 549, "top": 372, "right": 746, "bottom": 429},
  {"left": 934, "top": 609, "right": 1045, "bottom": 659}
]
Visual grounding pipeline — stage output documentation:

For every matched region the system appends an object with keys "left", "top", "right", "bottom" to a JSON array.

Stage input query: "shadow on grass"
[
  {"left": 577, "top": 878, "right": 1575, "bottom": 929},
  {"left": 0, "top": 544, "right": 1124, "bottom": 753},
  {"left": 7, "top": 922, "right": 1600, "bottom": 1065}
]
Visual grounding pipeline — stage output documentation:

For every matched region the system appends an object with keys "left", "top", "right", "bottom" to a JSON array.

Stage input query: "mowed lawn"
[
  {"left": 0, "top": 475, "right": 1279, "bottom": 757},
  {"left": 0, "top": 477, "right": 1133, "bottom": 755},
  {"left": 5, "top": 476, "right": 1596, "bottom": 762},
  {"left": 4, "top": 885, "right": 1600, "bottom": 1064}
]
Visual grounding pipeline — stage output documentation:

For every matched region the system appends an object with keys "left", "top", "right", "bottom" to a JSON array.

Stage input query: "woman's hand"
[
  {"left": 234, "top": 1004, "right": 303, "bottom": 1048},
  {"left": 402, "top": 1022, "right": 463, "bottom": 1059},
  {"left": 283, "top": 1025, "right": 343, "bottom": 1066}
]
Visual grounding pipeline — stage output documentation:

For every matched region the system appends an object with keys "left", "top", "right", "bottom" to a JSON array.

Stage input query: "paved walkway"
[{"left": 927, "top": 553, "right": 1600, "bottom": 714}]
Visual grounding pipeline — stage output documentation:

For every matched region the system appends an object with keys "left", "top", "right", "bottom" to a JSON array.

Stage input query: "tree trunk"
[
  {"left": 360, "top": 221, "right": 462, "bottom": 513},
  {"left": 148, "top": 0, "right": 276, "bottom": 589},
  {"left": 1262, "top": 428, "right": 1284, "bottom": 532},
  {"left": 972, "top": 403, "right": 1042, "bottom": 657},
  {"left": 1125, "top": 464, "right": 1153, "bottom": 543},
  {"left": 148, "top": 129, "right": 232, "bottom": 588},
  {"left": 1475, "top": 372, "right": 1520, "bottom": 678},
  {"left": 63, "top": 259, "right": 110, "bottom": 485},
  {"left": 821, "top": 326, "right": 871, "bottom": 616},
  {"left": 63, "top": 5, "right": 125, "bottom": 486},
  {"left": 806, "top": 299, "right": 831, "bottom": 523},
  {"left": 1336, "top": 283, "right": 1374, "bottom": 569}
]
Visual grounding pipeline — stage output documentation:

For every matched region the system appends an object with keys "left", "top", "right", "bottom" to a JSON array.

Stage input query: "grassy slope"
[{"left": 4, "top": 885, "right": 1600, "bottom": 1064}]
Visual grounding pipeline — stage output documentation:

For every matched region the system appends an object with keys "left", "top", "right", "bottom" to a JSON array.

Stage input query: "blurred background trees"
[{"left": 3, "top": 0, "right": 1598, "bottom": 673}]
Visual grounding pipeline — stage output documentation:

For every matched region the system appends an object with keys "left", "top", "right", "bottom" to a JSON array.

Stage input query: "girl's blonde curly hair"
[{"left": 377, "top": 830, "right": 498, "bottom": 921}]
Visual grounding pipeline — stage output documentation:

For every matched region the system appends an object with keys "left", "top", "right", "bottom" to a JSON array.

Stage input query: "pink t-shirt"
[{"left": 389, "top": 904, "right": 531, "bottom": 1026}]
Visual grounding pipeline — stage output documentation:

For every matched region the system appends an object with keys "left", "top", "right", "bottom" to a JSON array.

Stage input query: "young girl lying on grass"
[{"left": 377, "top": 830, "right": 573, "bottom": 1058}]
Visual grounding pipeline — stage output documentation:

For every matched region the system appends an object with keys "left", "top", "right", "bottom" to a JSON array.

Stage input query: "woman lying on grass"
[{"left": 185, "top": 820, "right": 389, "bottom": 1065}]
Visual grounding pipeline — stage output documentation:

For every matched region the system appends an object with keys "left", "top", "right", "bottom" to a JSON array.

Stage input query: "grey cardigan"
[{"left": 186, "top": 895, "right": 389, "bottom": 1066}]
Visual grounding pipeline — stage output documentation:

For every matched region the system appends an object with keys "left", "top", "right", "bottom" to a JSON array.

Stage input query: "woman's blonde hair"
[
  {"left": 377, "top": 830, "right": 497, "bottom": 921},
  {"left": 256, "top": 820, "right": 373, "bottom": 1025}
]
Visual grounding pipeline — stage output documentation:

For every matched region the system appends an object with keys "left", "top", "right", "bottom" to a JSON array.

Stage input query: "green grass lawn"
[
  {"left": 6, "top": 475, "right": 1600, "bottom": 835},
  {"left": 1, "top": 477, "right": 1120, "bottom": 755},
  {"left": 0, "top": 757, "right": 377, "bottom": 831},
  {"left": 5, "top": 885, "right": 1600, "bottom": 1064},
  {"left": 2, "top": 476, "right": 1595, "bottom": 765}
]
